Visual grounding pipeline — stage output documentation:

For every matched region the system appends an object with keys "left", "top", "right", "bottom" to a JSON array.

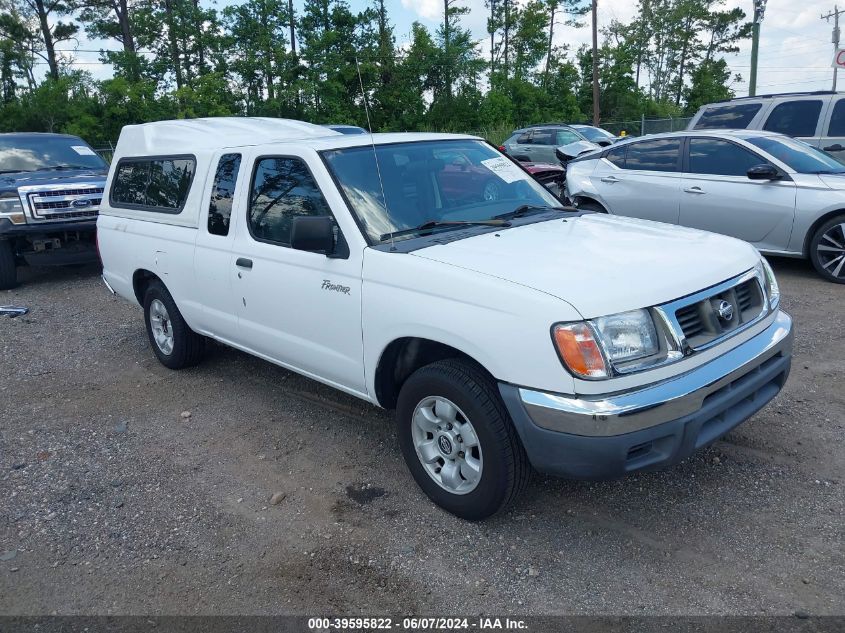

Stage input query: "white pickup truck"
[{"left": 98, "top": 118, "right": 793, "bottom": 520}]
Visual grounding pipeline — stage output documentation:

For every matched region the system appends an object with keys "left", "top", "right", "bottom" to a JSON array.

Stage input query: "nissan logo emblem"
[{"left": 717, "top": 300, "right": 734, "bottom": 322}]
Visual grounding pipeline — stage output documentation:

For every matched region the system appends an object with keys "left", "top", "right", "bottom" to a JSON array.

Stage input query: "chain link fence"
[{"left": 602, "top": 116, "right": 693, "bottom": 138}]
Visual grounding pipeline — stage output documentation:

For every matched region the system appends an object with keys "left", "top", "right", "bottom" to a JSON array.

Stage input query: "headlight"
[
  {"left": 0, "top": 192, "right": 25, "bottom": 224},
  {"left": 592, "top": 309, "right": 659, "bottom": 363},
  {"left": 759, "top": 257, "right": 780, "bottom": 310},
  {"left": 552, "top": 309, "right": 660, "bottom": 380}
]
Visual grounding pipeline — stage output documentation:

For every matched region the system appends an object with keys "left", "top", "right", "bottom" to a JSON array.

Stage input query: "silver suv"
[
  {"left": 688, "top": 91, "right": 845, "bottom": 162},
  {"left": 502, "top": 125, "right": 593, "bottom": 164}
]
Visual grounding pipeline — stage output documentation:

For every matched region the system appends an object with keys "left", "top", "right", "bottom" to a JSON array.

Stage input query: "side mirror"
[
  {"left": 747, "top": 164, "right": 781, "bottom": 181},
  {"left": 290, "top": 216, "right": 335, "bottom": 256}
]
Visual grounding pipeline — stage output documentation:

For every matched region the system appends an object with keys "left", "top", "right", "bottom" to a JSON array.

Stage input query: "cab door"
[
  {"left": 230, "top": 147, "right": 366, "bottom": 395},
  {"left": 679, "top": 137, "right": 796, "bottom": 252},
  {"left": 192, "top": 151, "right": 244, "bottom": 339}
]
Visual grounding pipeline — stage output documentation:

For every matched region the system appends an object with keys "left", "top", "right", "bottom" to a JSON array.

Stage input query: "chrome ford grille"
[
  {"left": 656, "top": 269, "right": 768, "bottom": 354},
  {"left": 18, "top": 184, "right": 105, "bottom": 223}
]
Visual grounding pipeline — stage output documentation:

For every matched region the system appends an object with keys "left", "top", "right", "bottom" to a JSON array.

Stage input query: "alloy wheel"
[
  {"left": 149, "top": 299, "right": 175, "bottom": 355},
  {"left": 411, "top": 396, "right": 483, "bottom": 495},
  {"left": 817, "top": 222, "right": 845, "bottom": 279}
]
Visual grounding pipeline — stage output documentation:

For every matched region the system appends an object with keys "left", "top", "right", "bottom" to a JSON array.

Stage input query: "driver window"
[{"left": 248, "top": 157, "right": 333, "bottom": 246}]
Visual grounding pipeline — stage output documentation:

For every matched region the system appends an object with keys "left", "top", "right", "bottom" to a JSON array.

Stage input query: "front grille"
[
  {"left": 35, "top": 187, "right": 103, "bottom": 197},
  {"left": 33, "top": 198, "right": 102, "bottom": 211},
  {"left": 673, "top": 277, "right": 765, "bottom": 350},
  {"left": 36, "top": 210, "right": 98, "bottom": 220},
  {"left": 21, "top": 185, "right": 105, "bottom": 223}
]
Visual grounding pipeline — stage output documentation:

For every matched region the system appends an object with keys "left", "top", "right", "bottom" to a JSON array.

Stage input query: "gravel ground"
[{"left": 0, "top": 257, "right": 842, "bottom": 616}]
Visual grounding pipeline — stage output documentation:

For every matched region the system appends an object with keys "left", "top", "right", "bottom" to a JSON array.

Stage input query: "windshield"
[
  {"left": 576, "top": 126, "right": 614, "bottom": 142},
  {"left": 322, "top": 139, "right": 561, "bottom": 243},
  {"left": 747, "top": 136, "right": 845, "bottom": 174},
  {"left": 0, "top": 136, "right": 107, "bottom": 174}
]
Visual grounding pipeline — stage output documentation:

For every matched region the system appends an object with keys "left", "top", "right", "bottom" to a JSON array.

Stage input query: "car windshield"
[
  {"left": 747, "top": 135, "right": 845, "bottom": 174},
  {"left": 322, "top": 139, "right": 561, "bottom": 243},
  {"left": 576, "top": 126, "right": 614, "bottom": 142},
  {"left": 0, "top": 136, "right": 107, "bottom": 174}
]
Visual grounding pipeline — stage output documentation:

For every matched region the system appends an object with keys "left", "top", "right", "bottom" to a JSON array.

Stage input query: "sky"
[{"left": 59, "top": 0, "right": 842, "bottom": 119}]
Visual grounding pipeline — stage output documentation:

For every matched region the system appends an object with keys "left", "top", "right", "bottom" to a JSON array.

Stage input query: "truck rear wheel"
[
  {"left": 0, "top": 240, "right": 16, "bottom": 290},
  {"left": 396, "top": 359, "right": 530, "bottom": 520},
  {"left": 143, "top": 280, "right": 205, "bottom": 369}
]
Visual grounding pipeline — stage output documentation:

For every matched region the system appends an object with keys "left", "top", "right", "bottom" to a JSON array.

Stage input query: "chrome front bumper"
[{"left": 518, "top": 310, "right": 793, "bottom": 437}]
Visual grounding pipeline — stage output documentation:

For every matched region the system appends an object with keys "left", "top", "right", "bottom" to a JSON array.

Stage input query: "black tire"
[
  {"left": 576, "top": 198, "right": 608, "bottom": 213},
  {"left": 142, "top": 280, "right": 205, "bottom": 369},
  {"left": 809, "top": 214, "right": 845, "bottom": 283},
  {"left": 396, "top": 359, "right": 530, "bottom": 521},
  {"left": 0, "top": 240, "right": 17, "bottom": 290}
]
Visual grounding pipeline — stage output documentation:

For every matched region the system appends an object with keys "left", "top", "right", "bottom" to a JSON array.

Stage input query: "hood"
[
  {"left": 556, "top": 140, "right": 602, "bottom": 161},
  {"left": 0, "top": 168, "right": 107, "bottom": 192},
  {"left": 411, "top": 214, "right": 760, "bottom": 319},
  {"left": 816, "top": 174, "right": 845, "bottom": 189},
  {"left": 524, "top": 162, "right": 564, "bottom": 173}
]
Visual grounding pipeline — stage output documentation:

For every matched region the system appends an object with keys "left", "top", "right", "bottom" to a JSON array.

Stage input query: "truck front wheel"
[
  {"left": 396, "top": 359, "right": 530, "bottom": 520},
  {"left": 143, "top": 280, "right": 205, "bottom": 369},
  {"left": 0, "top": 240, "right": 16, "bottom": 290}
]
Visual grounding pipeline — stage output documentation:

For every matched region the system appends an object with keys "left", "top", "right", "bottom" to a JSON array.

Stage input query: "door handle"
[
  {"left": 824, "top": 144, "right": 844, "bottom": 152},
  {"left": 600, "top": 176, "right": 620, "bottom": 183},
  {"left": 683, "top": 186, "right": 705, "bottom": 194},
  {"left": 236, "top": 257, "right": 253, "bottom": 269}
]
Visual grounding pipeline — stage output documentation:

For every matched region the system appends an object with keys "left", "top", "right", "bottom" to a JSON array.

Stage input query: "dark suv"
[{"left": 0, "top": 133, "right": 108, "bottom": 289}]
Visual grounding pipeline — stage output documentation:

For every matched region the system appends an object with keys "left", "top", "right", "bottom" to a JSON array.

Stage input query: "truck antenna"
[{"left": 355, "top": 57, "right": 394, "bottom": 252}]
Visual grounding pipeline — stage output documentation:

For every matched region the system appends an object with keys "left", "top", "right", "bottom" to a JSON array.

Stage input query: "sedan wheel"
[{"left": 810, "top": 215, "right": 845, "bottom": 283}]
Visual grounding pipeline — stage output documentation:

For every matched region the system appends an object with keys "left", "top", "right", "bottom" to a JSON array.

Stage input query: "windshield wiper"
[
  {"left": 32, "top": 164, "right": 95, "bottom": 171},
  {"left": 494, "top": 204, "right": 569, "bottom": 220},
  {"left": 380, "top": 219, "right": 511, "bottom": 241},
  {"left": 809, "top": 169, "right": 845, "bottom": 175},
  {"left": 0, "top": 169, "right": 32, "bottom": 175}
]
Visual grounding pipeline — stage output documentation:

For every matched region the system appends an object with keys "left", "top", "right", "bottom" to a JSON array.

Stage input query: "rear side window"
[
  {"left": 828, "top": 99, "right": 845, "bottom": 136},
  {"left": 622, "top": 139, "right": 681, "bottom": 172},
  {"left": 207, "top": 153, "right": 241, "bottom": 236},
  {"left": 533, "top": 130, "right": 555, "bottom": 145},
  {"left": 555, "top": 129, "right": 581, "bottom": 145},
  {"left": 688, "top": 139, "right": 765, "bottom": 177},
  {"left": 111, "top": 156, "right": 195, "bottom": 213},
  {"left": 763, "top": 100, "right": 822, "bottom": 137},
  {"left": 517, "top": 132, "right": 532, "bottom": 144},
  {"left": 248, "top": 157, "right": 332, "bottom": 246},
  {"left": 693, "top": 103, "right": 762, "bottom": 130}
]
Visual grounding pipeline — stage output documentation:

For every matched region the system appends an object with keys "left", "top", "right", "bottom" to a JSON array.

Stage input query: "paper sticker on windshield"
[
  {"left": 481, "top": 157, "right": 527, "bottom": 183},
  {"left": 71, "top": 145, "right": 96, "bottom": 156}
]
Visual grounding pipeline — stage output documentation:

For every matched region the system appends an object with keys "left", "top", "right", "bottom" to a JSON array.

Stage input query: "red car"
[{"left": 435, "top": 148, "right": 566, "bottom": 202}]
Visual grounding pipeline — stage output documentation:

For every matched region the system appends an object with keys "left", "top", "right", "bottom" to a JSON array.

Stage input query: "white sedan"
[{"left": 566, "top": 129, "right": 845, "bottom": 283}]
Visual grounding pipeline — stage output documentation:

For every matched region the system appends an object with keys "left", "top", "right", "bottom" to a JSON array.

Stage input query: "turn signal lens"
[{"left": 553, "top": 323, "right": 609, "bottom": 379}]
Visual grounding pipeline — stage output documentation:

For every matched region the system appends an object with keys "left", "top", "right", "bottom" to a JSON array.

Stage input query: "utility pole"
[
  {"left": 822, "top": 6, "right": 844, "bottom": 91},
  {"left": 591, "top": 0, "right": 599, "bottom": 125},
  {"left": 749, "top": 0, "right": 767, "bottom": 97}
]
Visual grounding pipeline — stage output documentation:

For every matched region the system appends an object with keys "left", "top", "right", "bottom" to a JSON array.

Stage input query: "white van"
[
  {"left": 98, "top": 117, "right": 792, "bottom": 520},
  {"left": 687, "top": 91, "right": 845, "bottom": 161}
]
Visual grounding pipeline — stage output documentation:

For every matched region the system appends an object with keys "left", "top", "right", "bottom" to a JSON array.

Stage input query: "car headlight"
[
  {"left": 759, "top": 257, "right": 780, "bottom": 310},
  {"left": 592, "top": 309, "right": 659, "bottom": 362},
  {"left": 552, "top": 309, "right": 660, "bottom": 380},
  {"left": 0, "top": 192, "right": 25, "bottom": 224}
]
